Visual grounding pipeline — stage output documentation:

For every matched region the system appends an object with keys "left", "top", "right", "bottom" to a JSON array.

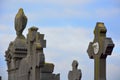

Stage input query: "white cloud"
[
  {"left": 38, "top": 26, "right": 92, "bottom": 54},
  {"left": 96, "top": 8, "right": 120, "bottom": 18},
  {"left": 10, "top": 0, "right": 94, "bottom": 6},
  {"left": 2, "top": 0, "right": 120, "bottom": 25},
  {"left": 107, "top": 64, "right": 120, "bottom": 80},
  {"left": 0, "top": 25, "right": 9, "bottom": 31},
  {"left": 40, "top": 0, "right": 94, "bottom": 7},
  {"left": 1, "top": 0, "right": 95, "bottom": 13},
  {"left": 0, "top": 34, "right": 15, "bottom": 51},
  {"left": 1, "top": 0, "right": 94, "bottom": 21},
  {"left": 17, "top": 7, "right": 90, "bottom": 23}
]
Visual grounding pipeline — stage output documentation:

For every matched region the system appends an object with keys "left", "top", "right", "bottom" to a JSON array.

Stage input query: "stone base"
[{"left": 40, "top": 73, "right": 60, "bottom": 80}]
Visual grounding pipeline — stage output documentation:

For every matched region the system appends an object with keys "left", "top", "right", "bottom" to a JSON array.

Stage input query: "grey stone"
[
  {"left": 68, "top": 60, "right": 82, "bottom": 80},
  {"left": 15, "top": 8, "right": 27, "bottom": 39},
  {"left": 87, "top": 22, "right": 115, "bottom": 80},
  {"left": 5, "top": 8, "right": 28, "bottom": 80},
  {"left": 0, "top": 76, "right": 1, "bottom": 80},
  {"left": 5, "top": 8, "right": 60, "bottom": 80}
]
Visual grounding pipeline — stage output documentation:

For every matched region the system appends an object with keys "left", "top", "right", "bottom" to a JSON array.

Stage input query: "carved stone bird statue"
[{"left": 15, "top": 8, "right": 27, "bottom": 39}]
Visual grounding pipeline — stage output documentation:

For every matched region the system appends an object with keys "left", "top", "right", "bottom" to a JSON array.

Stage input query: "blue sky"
[{"left": 0, "top": 0, "right": 120, "bottom": 80}]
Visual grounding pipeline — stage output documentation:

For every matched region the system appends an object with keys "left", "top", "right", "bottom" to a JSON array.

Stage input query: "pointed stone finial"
[
  {"left": 72, "top": 60, "right": 78, "bottom": 70},
  {"left": 15, "top": 8, "right": 27, "bottom": 39}
]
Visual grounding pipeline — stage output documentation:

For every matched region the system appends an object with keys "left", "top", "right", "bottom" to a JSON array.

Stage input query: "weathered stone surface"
[
  {"left": 40, "top": 73, "right": 60, "bottom": 80},
  {"left": 41, "top": 63, "right": 54, "bottom": 73},
  {"left": 68, "top": 60, "right": 82, "bottom": 80},
  {"left": 5, "top": 9, "right": 27, "bottom": 80},
  {"left": 87, "top": 22, "right": 114, "bottom": 80},
  {"left": 15, "top": 8, "right": 27, "bottom": 39},
  {"left": 5, "top": 8, "right": 60, "bottom": 80}
]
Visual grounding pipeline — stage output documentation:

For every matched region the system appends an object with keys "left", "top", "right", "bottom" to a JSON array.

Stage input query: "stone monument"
[
  {"left": 87, "top": 22, "right": 114, "bottom": 80},
  {"left": 5, "top": 8, "right": 60, "bottom": 80},
  {"left": 68, "top": 60, "right": 82, "bottom": 80}
]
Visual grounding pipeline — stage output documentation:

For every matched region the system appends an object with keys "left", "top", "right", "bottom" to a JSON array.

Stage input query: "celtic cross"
[{"left": 87, "top": 22, "right": 114, "bottom": 80}]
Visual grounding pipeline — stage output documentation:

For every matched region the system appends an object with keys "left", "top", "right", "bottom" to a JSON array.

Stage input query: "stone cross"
[
  {"left": 87, "top": 22, "right": 114, "bottom": 80},
  {"left": 68, "top": 60, "right": 82, "bottom": 80},
  {"left": 27, "top": 27, "right": 46, "bottom": 80}
]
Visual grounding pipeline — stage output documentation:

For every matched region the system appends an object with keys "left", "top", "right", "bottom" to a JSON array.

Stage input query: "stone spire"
[{"left": 15, "top": 8, "right": 27, "bottom": 39}]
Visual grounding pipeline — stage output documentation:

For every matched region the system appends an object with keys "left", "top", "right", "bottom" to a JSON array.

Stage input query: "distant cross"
[
  {"left": 68, "top": 60, "right": 82, "bottom": 80},
  {"left": 87, "top": 22, "right": 114, "bottom": 80}
]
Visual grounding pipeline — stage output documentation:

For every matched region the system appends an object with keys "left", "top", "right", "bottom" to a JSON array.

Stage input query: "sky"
[{"left": 0, "top": 0, "right": 120, "bottom": 80}]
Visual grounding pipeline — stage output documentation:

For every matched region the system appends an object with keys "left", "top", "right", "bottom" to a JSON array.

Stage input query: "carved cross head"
[
  {"left": 27, "top": 27, "right": 46, "bottom": 49},
  {"left": 87, "top": 22, "right": 114, "bottom": 59}
]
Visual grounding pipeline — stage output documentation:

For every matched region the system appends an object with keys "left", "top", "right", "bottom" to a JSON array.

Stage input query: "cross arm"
[
  {"left": 103, "top": 38, "right": 115, "bottom": 55},
  {"left": 87, "top": 42, "right": 94, "bottom": 59}
]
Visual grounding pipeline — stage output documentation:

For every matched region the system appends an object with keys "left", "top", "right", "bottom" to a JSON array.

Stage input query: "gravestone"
[
  {"left": 87, "top": 22, "right": 114, "bottom": 80},
  {"left": 68, "top": 60, "right": 82, "bottom": 80},
  {"left": 5, "top": 8, "right": 60, "bottom": 80}
]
